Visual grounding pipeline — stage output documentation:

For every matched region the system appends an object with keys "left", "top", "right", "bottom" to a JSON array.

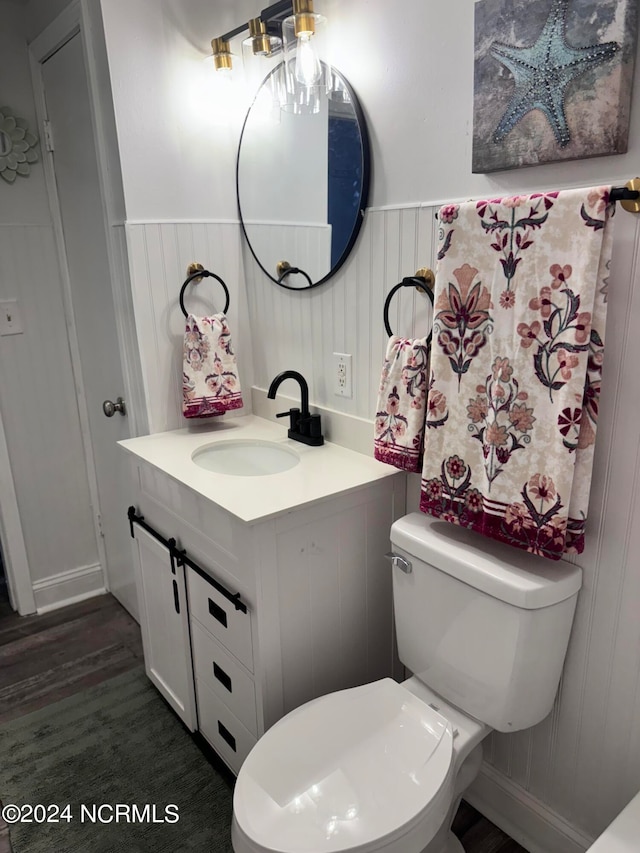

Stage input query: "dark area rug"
[{"left": 0, "top": 667, "right": 233, "bottom": 852}]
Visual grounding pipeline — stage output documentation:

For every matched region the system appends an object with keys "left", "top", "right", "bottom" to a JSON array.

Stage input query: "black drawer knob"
[
  {"left": 218, "top": 721, "right": 236, "bottom": 752},
  {"left": 209, "top": 598, "right": 227, "bottom": 628},
  {"left": 213, "top": 662, "right": 232, "bottom": 693}
]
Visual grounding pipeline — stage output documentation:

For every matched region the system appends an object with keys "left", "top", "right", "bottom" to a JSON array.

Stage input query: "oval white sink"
[{"left": 192, "top": 439, "right": 300, "bottom": 477}]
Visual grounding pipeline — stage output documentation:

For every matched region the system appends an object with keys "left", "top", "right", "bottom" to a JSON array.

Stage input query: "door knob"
[{"left": 103, "top": 397, "right": 126, "bottom": 417}]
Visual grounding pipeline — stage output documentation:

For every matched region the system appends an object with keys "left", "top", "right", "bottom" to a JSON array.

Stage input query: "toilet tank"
[{"left": 389, "top": 513, "right": 582, "bottom": 732}]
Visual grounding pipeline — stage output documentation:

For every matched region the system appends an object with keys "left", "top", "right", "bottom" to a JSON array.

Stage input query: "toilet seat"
[{"left": 232, "top": 678, "right": 455, "bottom": 853}]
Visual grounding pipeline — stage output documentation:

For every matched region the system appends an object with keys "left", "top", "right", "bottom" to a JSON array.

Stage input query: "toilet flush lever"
[{"left": 385, "top": 552, "right": 412, "bottom": 574}]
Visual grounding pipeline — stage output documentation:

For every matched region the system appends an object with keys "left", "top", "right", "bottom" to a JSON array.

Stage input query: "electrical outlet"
[
  {"left": 0, "top": 299, "right": 23, "bottom": 336},
  {"left": 333, "top": 352, "right": 352, "bottom": 398}
]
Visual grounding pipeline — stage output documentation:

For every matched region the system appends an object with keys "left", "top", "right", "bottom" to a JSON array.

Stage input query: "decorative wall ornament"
[
  {"left": 472, "top": 0, "right": 638, "bottom": 173},
  {"left": 0, "top": 107, "right": 39, "bottom": 184}
]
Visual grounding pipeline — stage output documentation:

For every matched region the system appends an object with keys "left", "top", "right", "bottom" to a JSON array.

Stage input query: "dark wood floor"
[
  {"left": 0, "top": 594, "right": 144, "bottom": 853},
  {"left": 0, "top": 599, "right": 12, "bottom": 624},
  {"left": 453, "top": 802, "right": 528, "bottom": 852},
  {"left": 0, "top": 594, "right": 143, "bottom": 724},
  {"left": 0, "top": 594, "right": 528, "bottom": 852}
]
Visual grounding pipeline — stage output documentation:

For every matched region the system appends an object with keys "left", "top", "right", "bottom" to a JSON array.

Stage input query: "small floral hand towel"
[
  {"left": 420, "top": 187, "right": 614, "bottom": 559},
  {"left": 374, "top": 336, "right": 432, "bottom": 472},
  {"left": 182, "top": 314, "right": 243, "bottom": 419}
]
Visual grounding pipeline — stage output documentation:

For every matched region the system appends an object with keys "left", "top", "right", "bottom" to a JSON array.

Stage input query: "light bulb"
[{"left": 295, "top": 34, "right": 321, "bottom": 86}]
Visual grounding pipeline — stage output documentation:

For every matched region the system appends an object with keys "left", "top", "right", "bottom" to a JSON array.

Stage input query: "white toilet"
[{"left": 232, "top": 513, "right": 582, "bottom": 853}]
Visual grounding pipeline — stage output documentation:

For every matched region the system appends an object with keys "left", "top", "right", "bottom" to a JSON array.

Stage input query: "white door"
[
  {"left": 133, "top": 525, "right": 197, "bottom": 731},
  {"left": 41, "top": 34, "right": 137, "bottom": 618}
]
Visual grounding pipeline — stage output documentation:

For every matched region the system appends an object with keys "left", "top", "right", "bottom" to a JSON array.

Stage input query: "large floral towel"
[
  {"left": 182, "top": 314, "right": 243, "bottom": 419},
  {"left": 374, "top": 335, "right": 432, "bottom": 472},
  {"left": 420, "top": 188, "right": 614, "bottom": 559}
]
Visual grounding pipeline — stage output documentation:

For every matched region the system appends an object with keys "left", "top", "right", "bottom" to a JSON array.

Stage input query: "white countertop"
[{"left": 119, "top": 415, "right": 402, "bottom": 524}]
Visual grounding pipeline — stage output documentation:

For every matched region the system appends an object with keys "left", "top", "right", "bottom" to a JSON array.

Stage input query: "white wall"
[
  {"left": 100, "top": 0, "right": 640, "bottom": 848},
  {"left": 0, "top": 3, "right": 50, "bottom": 225},
  {"left": 325, "top": 0, "right": 640, "bottom": 207},
  {"left": 100, "top": 0, "right": 259, "bottom": 222},
  {"left": 23, "top": 0, "right": 73, "bottom": 41},
  {"left": 102, "top": 0, "right": 640, "bottom": 218},
  {"left": 0, "top": 1, "right": 99, "bottom": 587},
  {"left": 125, "top": 220, "right": 254, "bottom": 434}
]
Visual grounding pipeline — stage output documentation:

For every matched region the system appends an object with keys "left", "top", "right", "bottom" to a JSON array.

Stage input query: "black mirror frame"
[{"left": 236, "top": 63, "right": 371, "bottom": 291}]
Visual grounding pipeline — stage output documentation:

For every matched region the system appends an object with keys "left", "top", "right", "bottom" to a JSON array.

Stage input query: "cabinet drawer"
[
  {"left": 196, "top": 678, "right": 256, "bottom": 775},
  {"left": 188, "top": 568, "right": 254, "bottom": 672},
  {"left": 191, "top": 619, "right": 257, "bottom": 736}
]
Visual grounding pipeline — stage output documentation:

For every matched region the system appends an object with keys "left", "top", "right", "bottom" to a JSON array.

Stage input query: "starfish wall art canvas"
[{"left": 472, "top": 0, "right": 637, "bottom": 173}]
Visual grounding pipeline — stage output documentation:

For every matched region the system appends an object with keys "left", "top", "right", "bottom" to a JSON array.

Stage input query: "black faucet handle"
[
  {"left": 297, "top": 413, "right": 324, "bottom": 443},
  {"left": 308, "top": 414, "right": 323, "bottom": 439},
  {"left": 276, "top": 407, "right": 301, "bottom": 433}
]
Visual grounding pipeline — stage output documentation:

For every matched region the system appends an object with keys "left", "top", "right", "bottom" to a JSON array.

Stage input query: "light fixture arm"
[
  {"left": 219, "top": 1, "right": 294, "bottom": 43},
  {"left": 219, "top": 22, "right": 252, "bottom": 42},
  {"left": 260, "top": 0, "right": 294, "bottom": 23},
  {"left": 213, "top": 0, "right": 325, "bottom": 87}
]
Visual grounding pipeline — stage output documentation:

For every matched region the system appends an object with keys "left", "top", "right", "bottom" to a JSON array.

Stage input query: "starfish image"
[{"left": 491, "top": 0, "right": 620, "bottom": 148}]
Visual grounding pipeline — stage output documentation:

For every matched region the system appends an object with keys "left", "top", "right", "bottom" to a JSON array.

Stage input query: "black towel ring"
[
  {"left": 384, "top": 276, "right": 435, "bottom": 346},
  {"left": 276, "top": 265, "right": 314, "bottom": 289},
  {"left": 179, "top": 269, "right": 230, "bottom": 318}
]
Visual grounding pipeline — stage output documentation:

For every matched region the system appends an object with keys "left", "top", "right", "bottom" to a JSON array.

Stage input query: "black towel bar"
[
  {"left": 127, "top": 506, "right": 247, "bottom": 614},
  {"left": 383, "top": 276, "right": 435, "bottom": 343},
  {"left": 179, "top": 269, "right": 230, "bottom": 318},
  {"left": 610, "top": 185, "right": 639, "bottom": 203},
  {"left": 435, "top": 183, "right": 640, "bottom": 219}
]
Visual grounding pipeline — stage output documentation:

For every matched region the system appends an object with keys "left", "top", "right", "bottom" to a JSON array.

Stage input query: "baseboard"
[
  {"left": 33, "top": 563, "right": 106, "bottom": 613},
  {"left": 466, "top": 762, "right": 595, "bottom": 853}
]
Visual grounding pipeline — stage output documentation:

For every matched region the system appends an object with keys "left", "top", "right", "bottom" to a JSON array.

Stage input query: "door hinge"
[
  {"left": 43, "top": 119, "right": 54, "bottom": 152},
  {"left": 96, "top": 513, "right": 104, "bottom": 538}
]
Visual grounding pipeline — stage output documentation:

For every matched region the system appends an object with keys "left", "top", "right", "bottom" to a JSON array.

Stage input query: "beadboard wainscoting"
[
  {"left": 241, "top": 221, "right": 332, "bottom": 285},
  {"left": 0, "top": 225, "right": 100, "bottom": 588},
  {"left": 125, "top": 222, "right": 255, "bottom": 434},
  {"left": 126, "top": 205, "right": 640, "bottom": 850},
  {"left": 111, "top": 224, "right": 148, "bottom": 438},
  {"left": 244, "top": 203, "right": 640, "bottom": 851},
  {"left": 246, "top": 204, "right": 439, "bottom": 421},
  {"left": 470, "top": 207, "right": 640, "bottom": 851}
]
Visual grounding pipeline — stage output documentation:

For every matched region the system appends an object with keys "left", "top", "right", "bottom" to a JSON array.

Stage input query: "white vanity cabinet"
[
  {"left": 131, "top": 523, "right": 197, "bottom": 731},
  {"left": 122, "top": 417, "right": 405, "bottom": 776}
]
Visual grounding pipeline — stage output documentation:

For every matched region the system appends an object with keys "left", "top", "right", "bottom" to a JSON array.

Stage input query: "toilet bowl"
[
  {"left": 232, "top": 677, "right": 488, "bottom": 853},
  {"left": 232, "top": 513, "right": 582, "bottom": 853}
]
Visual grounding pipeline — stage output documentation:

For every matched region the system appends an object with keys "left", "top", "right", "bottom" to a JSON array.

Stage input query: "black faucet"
[{"left": 267, "top": 371, "right": 324, "bottom": 446}]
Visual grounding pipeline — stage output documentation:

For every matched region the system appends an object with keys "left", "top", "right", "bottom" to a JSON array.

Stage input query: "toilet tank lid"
[{"left": 390, "top": 514, "right": 582, "bottom": 609}]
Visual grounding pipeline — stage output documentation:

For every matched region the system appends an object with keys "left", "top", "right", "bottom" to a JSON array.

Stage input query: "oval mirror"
[{"left": 236, "top": 63, "right": 370, "bottom": 289}]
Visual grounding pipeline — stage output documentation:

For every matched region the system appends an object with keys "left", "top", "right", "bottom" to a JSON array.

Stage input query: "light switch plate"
[{"left": 0, "top": 300, "right": 23, "bottom": 336}]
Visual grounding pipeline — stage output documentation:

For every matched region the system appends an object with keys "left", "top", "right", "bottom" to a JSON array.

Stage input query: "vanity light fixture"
[
  {"left": 282, "top": 0, "right": 327, "bottom": 88},
  {"left": 242, "top": 17, "right": 284, "bottom": 102},
  {"left": 210, "top": 36, "right": 234, "bottom": 74},
  {"left": 210, "top": 2, "right": 289, "bottom": 77},
  {"left": 209, "top": 0, "right": 329, "bottom": 101},
  {"left": 243, "top": 17, "right": 282, "bottom": 58}
]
